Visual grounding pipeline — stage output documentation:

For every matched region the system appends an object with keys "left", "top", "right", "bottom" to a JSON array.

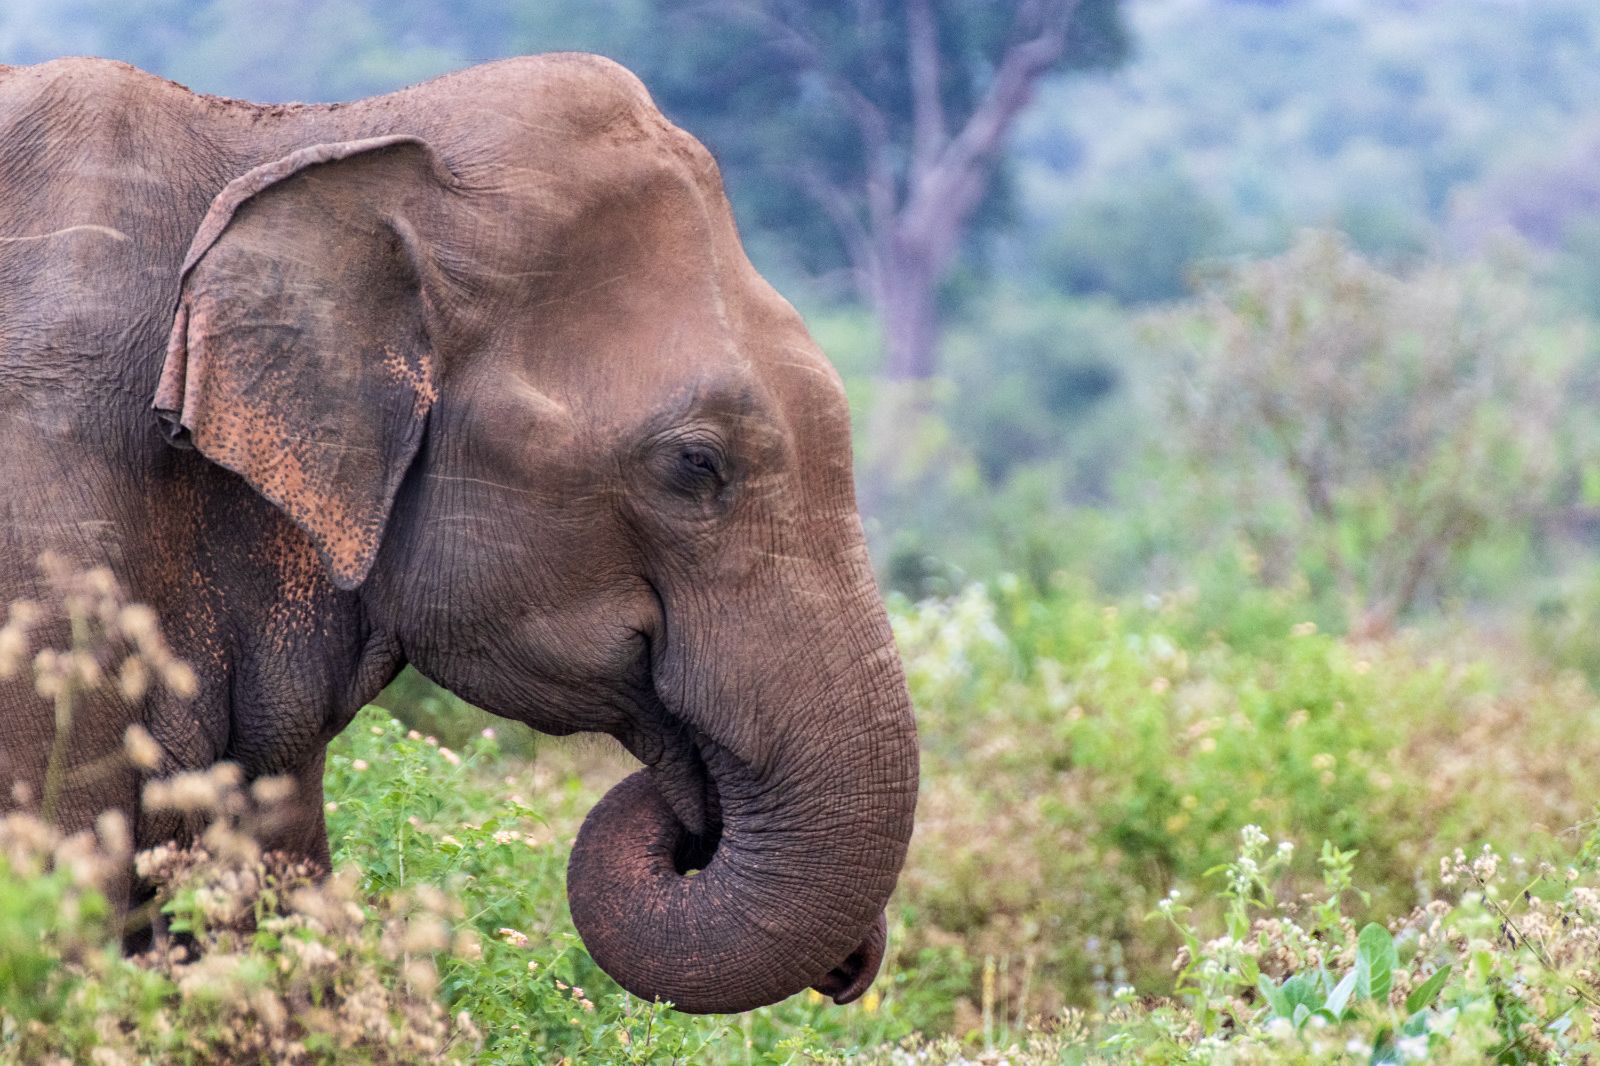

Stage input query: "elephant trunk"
[{"left": 566, "top": 637, "right": 919, "bottom": 1014}]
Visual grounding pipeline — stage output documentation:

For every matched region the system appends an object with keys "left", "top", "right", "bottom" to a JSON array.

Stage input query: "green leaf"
[
  {"left": 1324, "top": 967, "right": 1359, "bottom": 1018},
  {"left": 1368, "top": 1026, "right": 1399, "bottom": 1065},
  {"left": 1315, "top": 966, "right": 1335, "bottom": 995},
  {"left": 1281, "top": 973, "right": 1322, "bottom": 1017},
  {"left": 1258, "top": 975, "right": 1290, "bottom": 1018},
  {"left": 1404, "top": 964, "right": 1452, "bottom": 1015},
  {"left": 1357, "top": 923, "right": 1396, "bottom": 1003}
]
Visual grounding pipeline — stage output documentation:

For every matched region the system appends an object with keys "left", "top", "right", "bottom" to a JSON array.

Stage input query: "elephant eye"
[
  {"left": 644, "top": 430, "right": 733, "bottom": 507},
  {"left": 675, "top": 446, "right": 726, "bottom": 490}
]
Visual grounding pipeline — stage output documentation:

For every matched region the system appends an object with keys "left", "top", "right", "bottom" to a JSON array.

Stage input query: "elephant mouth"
[
  {"left": 629, "top": 699, "right": 721, "bottom": 842},
  {"left": 659, "top": 738, "right": 721, "bottom": 874}
]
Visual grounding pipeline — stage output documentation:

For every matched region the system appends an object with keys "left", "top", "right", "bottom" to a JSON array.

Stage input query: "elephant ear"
[{"left": 156, "top": 136, "right": 456, "bottom": 590}]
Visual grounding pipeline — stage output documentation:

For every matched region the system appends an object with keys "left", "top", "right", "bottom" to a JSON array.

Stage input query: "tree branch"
[
  {"left": 906, "top": 0, "right": 947, "bottom": 181},
  {"left": 794, "top": 165, "right": 881, "bottom": 304},
  {"left": 698, "top": 0, "right": 901, "bottom": 234},
  {"left": 899, "top": 0, "right": 1079, "bottom": 260}
]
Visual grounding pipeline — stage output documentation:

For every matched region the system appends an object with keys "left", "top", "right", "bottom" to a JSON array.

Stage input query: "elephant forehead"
[
  {"left": 445, "top": 54, "right": 666, "bottom": 152},
  {"left": 396, "top": 57, "right": 852, "bottom": 473},
  {"left": 478, "top": 276, "right": 848, "bottom": 487}
]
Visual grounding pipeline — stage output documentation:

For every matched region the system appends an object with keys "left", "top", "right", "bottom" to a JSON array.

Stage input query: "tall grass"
[{"left": 5, "top": 569, "right": 1600, "bottom": 1062}]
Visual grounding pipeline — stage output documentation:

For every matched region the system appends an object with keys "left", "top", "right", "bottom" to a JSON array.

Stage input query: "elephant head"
[{"left": 152, "top": 56, "right": 918, "bottom": 1014}]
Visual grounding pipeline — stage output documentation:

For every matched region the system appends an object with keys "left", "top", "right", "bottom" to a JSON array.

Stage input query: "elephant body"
[{"left": 0, "top": 55, "right": 917, "bottom": 1013}]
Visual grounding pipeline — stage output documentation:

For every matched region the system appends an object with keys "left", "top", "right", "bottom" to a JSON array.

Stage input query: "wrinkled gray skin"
[{"left": 0, "top": 54, "right": 918, "bottom": 1014}]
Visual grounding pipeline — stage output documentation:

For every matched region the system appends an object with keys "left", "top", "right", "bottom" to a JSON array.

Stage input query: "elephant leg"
[{"left": 252, "top": 750, "right": 332, "bottom": 872}]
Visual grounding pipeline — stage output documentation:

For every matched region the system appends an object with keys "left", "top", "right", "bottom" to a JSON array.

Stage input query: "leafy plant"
[{"left": 1158, "top": 232, "right": 1580, "bottom": 636}]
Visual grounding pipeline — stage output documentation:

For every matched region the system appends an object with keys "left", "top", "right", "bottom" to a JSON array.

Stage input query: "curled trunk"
[{"left": 567, "top": 696, "right": 918, "bottom": 1013}]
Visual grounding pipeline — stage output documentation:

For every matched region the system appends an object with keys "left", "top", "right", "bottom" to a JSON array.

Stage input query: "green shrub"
[
  {"left": 1156, "top": 232, "right": 1581, "bottom": 636},
  {"left": 891, "top": 579, "right": 1600, "bottom": 1025},
  {"left": 863, "top": 823, "right": 1600, "bottom": 1063},
  {"left": 9, "top": 564, "right": 1600, "bottom": 1063},
  {"left": 0, "top": 768, "right": 476, "bottom": 1065}
]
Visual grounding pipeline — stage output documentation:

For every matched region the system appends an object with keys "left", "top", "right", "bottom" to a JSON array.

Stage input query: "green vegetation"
[
  {"left": 865, "top": 821, "right": 1600, "bottom": 1063},
  {"left": 9, "top": 571, "right": 1600, "bottom": 1062},
  {"left": 1156, "top": 233, "right": 1579, "bottom": 636}
]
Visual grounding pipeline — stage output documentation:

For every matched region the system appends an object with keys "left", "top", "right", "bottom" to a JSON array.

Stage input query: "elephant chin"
[{"left": 566, "top": 768, "right": 899, "bottom": 1014}]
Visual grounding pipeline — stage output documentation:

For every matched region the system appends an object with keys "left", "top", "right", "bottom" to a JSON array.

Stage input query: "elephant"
[{"left": 0, "top": 54, "right": 918, "bottom": 1015}]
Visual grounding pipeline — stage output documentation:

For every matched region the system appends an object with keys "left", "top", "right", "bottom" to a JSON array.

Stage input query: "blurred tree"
[
  {"left": 1453, "top": 122, "right": 1600, "bottom": 254},
  {"left": 636, "top": 0, "right": 1126, "bottom": 499},
  {"left": 1161, "top": 232, "right": 1580, "bottom": 637},
  {"left": 1042, "top": 164, "right": 1225, "bottom": 304}
]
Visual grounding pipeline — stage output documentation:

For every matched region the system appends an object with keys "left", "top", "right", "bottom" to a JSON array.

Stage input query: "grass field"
[{"left": 6, "top": 578, "right": 1600, "bottom": 1062}]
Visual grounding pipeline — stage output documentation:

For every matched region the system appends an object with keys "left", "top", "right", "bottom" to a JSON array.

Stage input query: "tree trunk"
[
  {"left": 860, "top": 236, "right": 943, "bottom": 517},
  {"left": 879, "top": 238, "right": 941, "bottom": 381}
]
